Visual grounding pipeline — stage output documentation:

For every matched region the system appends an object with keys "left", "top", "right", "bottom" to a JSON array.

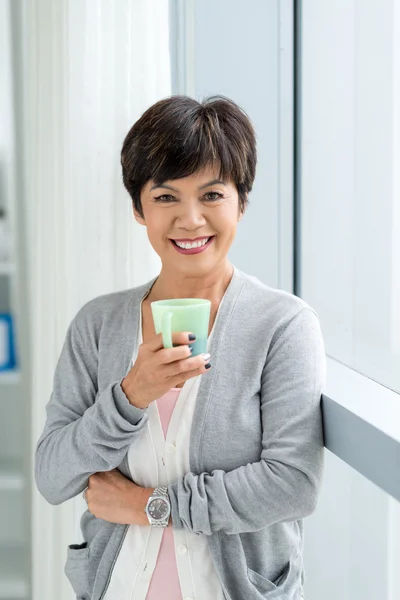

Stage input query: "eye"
[
  {"left": 154, "top": 194, "right": 176, "bottom": 203},
  {"left": 204, "top": 191, "right": 223, "bottom": 201}
]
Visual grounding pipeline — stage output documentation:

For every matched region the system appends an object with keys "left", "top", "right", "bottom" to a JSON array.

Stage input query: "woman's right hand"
[{"left": 120, "top": 332, "right": 211, "bottom": 409}]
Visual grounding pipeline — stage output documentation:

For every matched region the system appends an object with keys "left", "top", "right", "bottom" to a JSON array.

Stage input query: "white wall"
[{"left": 300, "top": 1, "right": 400, "bottom": 599}]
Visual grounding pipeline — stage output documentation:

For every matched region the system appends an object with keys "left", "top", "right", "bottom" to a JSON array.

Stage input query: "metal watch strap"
[{"left": 153, "top": 486, "right": 168, "bottom": 497}]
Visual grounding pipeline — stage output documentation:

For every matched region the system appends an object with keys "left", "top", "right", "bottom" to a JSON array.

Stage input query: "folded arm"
[{"left": 35, "top": 318, "right": 148, "bottom": 505}]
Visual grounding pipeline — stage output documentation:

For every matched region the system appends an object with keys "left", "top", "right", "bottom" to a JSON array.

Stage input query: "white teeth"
[{"left": 175, "top": 237, "right": 210, "bottom": 249}]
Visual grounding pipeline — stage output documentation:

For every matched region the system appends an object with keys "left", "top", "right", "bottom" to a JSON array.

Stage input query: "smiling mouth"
[
  {"left": 170, "top": 235, "right": 215, "bottom": 254},
  {"left": 171, "top": 236, "right": 211, "bottom": 248}
]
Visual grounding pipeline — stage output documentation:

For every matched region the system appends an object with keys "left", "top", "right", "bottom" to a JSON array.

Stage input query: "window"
[{"left": 299, "top": 0, "right": 400, "bottom": 394}]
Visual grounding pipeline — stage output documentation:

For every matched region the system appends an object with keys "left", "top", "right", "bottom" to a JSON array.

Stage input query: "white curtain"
[{"left": 19, "top": 1, "right": 169, "bottom": 598}]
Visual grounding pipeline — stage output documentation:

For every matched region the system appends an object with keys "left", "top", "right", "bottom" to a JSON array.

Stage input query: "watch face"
[{"left": 148, "top": 498, "right": 169, "bottom": 520}]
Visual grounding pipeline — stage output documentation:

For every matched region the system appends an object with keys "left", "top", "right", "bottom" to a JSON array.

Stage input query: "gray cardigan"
[{"left": 35, "top": 266, "right": 325, "bottom": 600}]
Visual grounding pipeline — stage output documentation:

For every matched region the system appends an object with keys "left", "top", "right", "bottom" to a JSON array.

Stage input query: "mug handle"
[{"left": 161, "top": 311, "right": 173, "bottom": 349}]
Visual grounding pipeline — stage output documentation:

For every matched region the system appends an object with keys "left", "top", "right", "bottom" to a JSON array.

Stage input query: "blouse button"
[
  {"left": 166, "top": 443, "right": 176, "bottom": 454},
  {"left": 177, "top": 544, "right": 188, "bottom": 555}
]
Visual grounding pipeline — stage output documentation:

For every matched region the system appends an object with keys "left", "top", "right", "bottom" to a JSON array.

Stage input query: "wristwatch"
[{"left": 145, "top": 486, "right": 171, "bottom": 527}]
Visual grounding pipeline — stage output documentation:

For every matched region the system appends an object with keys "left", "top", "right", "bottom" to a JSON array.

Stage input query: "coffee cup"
[{"left": 150, "top": 298, "right": 211, "bottom": 356}]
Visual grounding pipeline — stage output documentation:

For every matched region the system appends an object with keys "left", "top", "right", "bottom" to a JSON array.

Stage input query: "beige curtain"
[{"left": 19, "top": 1, "right": 168, "bottom": 598}]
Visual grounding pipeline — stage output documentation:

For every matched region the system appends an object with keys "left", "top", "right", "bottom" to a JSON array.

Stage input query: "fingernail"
[
  {"left": 188, "top": 334, "right": 196, "bottom": 341},
  {"left": 205, "top": 363, "right": 211, "bottom": 369},
  {"left": 188, "top": 346, "right": 193, "bottom": 353},
  {"left": 203, "top": 353, "right": 211, "bottom": 361}
]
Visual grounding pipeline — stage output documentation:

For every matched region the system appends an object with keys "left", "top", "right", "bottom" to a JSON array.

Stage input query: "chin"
[{"left": 177, "top": 260, "right": 216, "bottom": 277}]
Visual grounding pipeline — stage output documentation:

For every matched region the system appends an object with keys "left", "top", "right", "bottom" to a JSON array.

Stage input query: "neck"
[{"left": 148, "top": 260, "right": 234, "bottom": 304}]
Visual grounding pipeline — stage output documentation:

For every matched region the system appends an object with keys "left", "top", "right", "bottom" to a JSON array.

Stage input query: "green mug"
[{"left": 150, "top": 298, "right": 211, "bottom": 356}]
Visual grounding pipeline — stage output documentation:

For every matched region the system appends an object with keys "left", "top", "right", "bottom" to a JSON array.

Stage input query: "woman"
[{"left": 35, "top": 95, "right": 325, "bottom": 600}]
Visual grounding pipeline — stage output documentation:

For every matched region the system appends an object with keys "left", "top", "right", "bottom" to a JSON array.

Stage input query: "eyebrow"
[{"left": 150, "top": 179, "right": 226, "bottom": 192}]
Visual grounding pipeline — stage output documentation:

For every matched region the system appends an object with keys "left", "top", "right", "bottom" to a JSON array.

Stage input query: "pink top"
[{"left": 146, "top": 388, "right": 183, "bottom": 600}]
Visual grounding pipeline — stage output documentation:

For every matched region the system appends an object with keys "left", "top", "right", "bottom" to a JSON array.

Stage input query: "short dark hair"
[{"left": 121, "top": 95, "right": 257, "bottom": 218}]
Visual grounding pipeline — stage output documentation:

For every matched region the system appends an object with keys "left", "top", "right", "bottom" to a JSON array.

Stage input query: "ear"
[
  {"left": 238, "top": 204, "right": 246, "bottom": 222},
  {"left": 133, "top": 206, "right": 146, "bottom": 225}
]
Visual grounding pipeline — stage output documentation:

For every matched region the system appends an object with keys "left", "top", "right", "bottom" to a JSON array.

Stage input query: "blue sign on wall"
[{"left": 0, "top": 313, "right": 17, "bottom": 371}]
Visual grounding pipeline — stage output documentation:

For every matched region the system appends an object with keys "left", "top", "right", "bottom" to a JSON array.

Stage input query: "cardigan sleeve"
[
  {"left": 168, "top": 307, "right": 326, "bottom": 535},
  {"left": 34, "top": 316, "right": 148, "bottom": 505}
]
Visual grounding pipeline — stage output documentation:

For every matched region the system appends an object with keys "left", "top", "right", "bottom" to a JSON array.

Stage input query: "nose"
[{"left": 175, "top": 201, "right": 207, "bottom": 231}]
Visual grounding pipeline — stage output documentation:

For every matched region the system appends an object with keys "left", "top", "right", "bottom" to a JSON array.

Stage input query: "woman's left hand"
[{"left": 85, "top": 468, "right": 153, "bottom": 526}]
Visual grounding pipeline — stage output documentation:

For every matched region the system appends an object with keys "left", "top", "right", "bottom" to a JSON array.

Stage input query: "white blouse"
[{"left": 103, "top": 296, "right": 226, "bottom": 600}]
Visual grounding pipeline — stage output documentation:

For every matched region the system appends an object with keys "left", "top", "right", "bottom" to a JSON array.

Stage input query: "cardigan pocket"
[
  {"left": 247, "top": 559, "right": 294, "bottom": 598},
  {"left": 65, "top": 542, "right": 90, "bottom": 599}
]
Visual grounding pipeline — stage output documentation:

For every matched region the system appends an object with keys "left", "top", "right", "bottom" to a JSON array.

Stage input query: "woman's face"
[{"left": 135, "top": 165, "right": 244, "bottom": 277}]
